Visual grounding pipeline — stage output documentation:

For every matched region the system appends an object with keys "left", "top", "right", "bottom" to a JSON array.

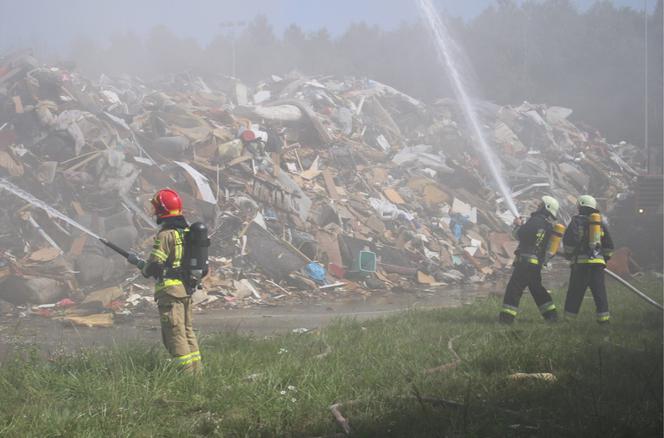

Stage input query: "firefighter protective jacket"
[
  {"left": 142, "top": 216, "right": 188, "bottom": 298},
  {"left": 512, "top": 210, "right": 553, "bottom": 265}
]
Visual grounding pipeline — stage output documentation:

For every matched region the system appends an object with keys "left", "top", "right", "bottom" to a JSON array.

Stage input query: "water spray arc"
[
  {"left": 417, "top": 0, "right": 519, "bottom": 217},
  {"left": 0, "top": 178, "right": 133, "bottom": 261},
  {"left": 0, "top": 178, "right": 101, "bottom": 239}
]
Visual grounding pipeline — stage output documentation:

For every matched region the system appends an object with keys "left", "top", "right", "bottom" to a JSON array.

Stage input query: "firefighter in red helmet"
[{"left": 129, "top": 189, "right": 202, "bottom": 373}]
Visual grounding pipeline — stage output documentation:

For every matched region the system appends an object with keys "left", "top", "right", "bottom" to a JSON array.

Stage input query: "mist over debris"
[
  {"left": 0, "top": 1, "right": 661, "bottom": 314},
  {"left": 3, "top": 0, "right": 658, "bottom": 148}
]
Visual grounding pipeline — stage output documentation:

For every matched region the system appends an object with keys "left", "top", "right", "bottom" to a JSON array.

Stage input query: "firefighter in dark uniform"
[
  {"left": 562, "top": 195, "right": 614, "bottom": 323},
  {"left": 128, "top": 189, "right": 202, "bottom": 372},
  {"left": 499, "top": 196, "right": 560, "bottom": 324}
]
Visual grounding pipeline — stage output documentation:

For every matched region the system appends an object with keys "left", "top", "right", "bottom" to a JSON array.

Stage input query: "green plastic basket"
[{"left": 353, "top": 250, "right": 376, "bottom": 273}]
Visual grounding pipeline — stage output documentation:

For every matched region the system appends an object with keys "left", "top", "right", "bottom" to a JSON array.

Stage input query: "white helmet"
[
  {"left": 541, "top": 195, "right": 559, "bottom": 219},
  {"left": 577, "top": 195, "right": 597, "bottom": 210}
]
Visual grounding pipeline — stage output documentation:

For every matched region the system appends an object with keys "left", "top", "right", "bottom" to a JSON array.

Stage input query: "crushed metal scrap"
[{"left": 0, "top": 51, "right": 647, "bottom": 323}]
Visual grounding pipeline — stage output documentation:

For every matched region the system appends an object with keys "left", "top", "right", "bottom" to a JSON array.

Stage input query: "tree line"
[{"left": 68, "top": 0, "right": 662, "bottom": 150}]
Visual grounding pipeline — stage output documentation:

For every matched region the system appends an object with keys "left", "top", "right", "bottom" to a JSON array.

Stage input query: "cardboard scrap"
[
  {"left": 422, "top": 184, "right": 449, "bottom": 205},
  {"left": 369, "top": 167, "right": 389, "bottom": 185},
  {"left": 64, "top": 313, "right": 114, "bottom": 328},
  {"left": 417, "top": 271, "right": 436, "bottom": 284},
  {"left": 383, "top": 187, "right": 405, "bottom": 204},
  {"left": 365, "top": 215, "right": 386, "bottom": 233},
  {"left": 316, "top": 230, "right": 343, "bottom": 266},
  {"left": 0, "top": 150, "right": 24, "bottom": 176},
  {"left": 406, "top": 176, "right": 433, "bottom": 192},
  {"left": 12, "top": 95, "right": 23, "bottom": 113},
  {"left": 27, "top": 247, "right": 61, "bottom": 262},
  {"left": 439, "top": 246, "right": 453, "bottom": 267},
  {"left": 81, "top": 286, "right": 124, "bottom": 308},
  {"left": 300, "top": 155, "right": 321, "bottom": 180},
  {"left": 300, "top": 168, "right": 322, "bottom": 180}
]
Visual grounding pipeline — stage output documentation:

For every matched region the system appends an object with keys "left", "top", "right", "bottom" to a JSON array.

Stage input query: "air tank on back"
[{"left": 186, "top": 221, "right": 210, "bottom": 286}]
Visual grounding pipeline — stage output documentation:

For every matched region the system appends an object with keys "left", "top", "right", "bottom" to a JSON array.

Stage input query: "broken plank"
[
  {"left": 383, "top": 187, "right": 405, "bottom": 204},
  {"left": 322, "top": 170, "right": 340, "bottom": 200}
]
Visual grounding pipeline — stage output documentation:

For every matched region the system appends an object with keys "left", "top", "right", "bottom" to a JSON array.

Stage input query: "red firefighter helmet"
[{"left": 151, "top": 189, "right": 183, "bottom": 219}]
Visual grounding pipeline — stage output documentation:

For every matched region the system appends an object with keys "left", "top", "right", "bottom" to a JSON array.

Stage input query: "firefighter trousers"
[
  {"left": 500, "top": 262, "right": 557, "bottom": 322},
  {"left": 564, "top": 264, "right": 609, "bottom": 322},
  {"left": 157, "top": 294, "right": 202, "bottom": 372}
]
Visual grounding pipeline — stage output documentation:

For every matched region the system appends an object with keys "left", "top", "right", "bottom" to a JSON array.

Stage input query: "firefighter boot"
[
  {"left": 499, "top": 312, "right": 515, "bottom": 325},
  {"left": 542, "top": 309, "right": 558, "bottom": 322}
]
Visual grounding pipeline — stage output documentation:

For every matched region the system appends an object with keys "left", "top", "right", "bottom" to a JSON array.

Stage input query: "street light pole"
[
  {"left": 644, "top": 0, "right": 649, "bottom": 173},
  {"left": 232, "top": 37, "right": 236, "bottom": 78},
  {"left": 219, "top": 21, "right": 246, "bottom": 79}
]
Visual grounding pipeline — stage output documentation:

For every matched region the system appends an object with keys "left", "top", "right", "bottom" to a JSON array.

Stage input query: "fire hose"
[{"left": 604, "top": 268, "right": 663, "bottom": 311}]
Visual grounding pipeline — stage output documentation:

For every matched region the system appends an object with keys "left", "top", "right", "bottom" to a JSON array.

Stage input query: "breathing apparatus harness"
[{"left": 158, "top": 217, "right": 210, "bottom": 294}]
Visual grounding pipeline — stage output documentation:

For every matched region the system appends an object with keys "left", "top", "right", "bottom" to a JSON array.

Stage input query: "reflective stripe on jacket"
[{"left": 143, "top": 228, "right": 187, "bottom": 297}]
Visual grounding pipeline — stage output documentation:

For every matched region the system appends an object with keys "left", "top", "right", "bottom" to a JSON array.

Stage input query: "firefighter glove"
[{"left": 127, "top": 252, "right": 146, "bottom": 270}]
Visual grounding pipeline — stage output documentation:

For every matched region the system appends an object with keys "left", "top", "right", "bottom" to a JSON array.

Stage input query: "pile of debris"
[{"left": 0, "top": 50, "right": 645, "bottom": 324}]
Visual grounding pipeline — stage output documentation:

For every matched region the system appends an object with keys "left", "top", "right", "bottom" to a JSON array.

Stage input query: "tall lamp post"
[
  {"left": 644, "top": 0, "right": 649, "bottom": 173},
  {"left": 219, "top": 20, "right": 247, "bottom": 79}
]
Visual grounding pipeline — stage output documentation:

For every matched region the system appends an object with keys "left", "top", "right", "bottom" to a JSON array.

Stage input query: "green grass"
[{"left": 0, "top": 277, "right": 662, "bottom": 437}]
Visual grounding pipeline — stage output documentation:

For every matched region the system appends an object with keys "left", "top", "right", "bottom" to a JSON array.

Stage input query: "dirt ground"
[{"left": 0, "top": 270, "right": 569, "bottom": 361}]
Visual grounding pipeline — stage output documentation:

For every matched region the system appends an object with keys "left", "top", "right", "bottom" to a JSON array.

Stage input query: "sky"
[{"left": 0, "top": 0, "right": 655, "bottom": 53}]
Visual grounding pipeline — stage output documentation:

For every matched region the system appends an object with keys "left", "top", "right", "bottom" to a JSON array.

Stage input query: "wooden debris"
[
  {"left": 383, "top": 187, "right": 405, "bottom": 204},
  {"left": 27, "top": 247, "right": 61, "bottom": 263},
  {"left": 329, "top": 401, "right": 357, "bottom": 435},
  {"left": 424, "top": 335, "right": 462, "bottom": 374},
  {"left": 508, "top": 372, "right": 557, "bottom": 382},
  {"left": 322, "top": 170, "right": 340, "bottom": 200},
  {"left": 81, "top": 286, "right": 124, "bottom": 308},
  {"left": 417, "top": 271, "right": 436, "bottom": 285},
  {"left": 63, "top": 313, "right": 114, "bottom": 328}
]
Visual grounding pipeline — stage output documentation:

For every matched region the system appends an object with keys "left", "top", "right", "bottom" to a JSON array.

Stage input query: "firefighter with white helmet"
[
  {"left": 562, "top": 195, "right": 614, "bottom": 323},
  {"left": 499, "top": 195, "right": 562, "bottom": 324}
]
